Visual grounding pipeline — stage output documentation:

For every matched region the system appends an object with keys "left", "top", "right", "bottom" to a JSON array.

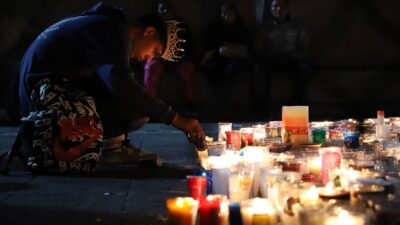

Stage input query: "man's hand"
[{"left": 171, "top": 114, "right": 205, "bottom": 144}]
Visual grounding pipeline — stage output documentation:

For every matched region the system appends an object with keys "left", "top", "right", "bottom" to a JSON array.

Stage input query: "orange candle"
[
  {"left": 166, "top": 197, "right": 199, "bottom": 225},
  {"left": 282, "top": 106, "right": 309, "bottom": 146}
]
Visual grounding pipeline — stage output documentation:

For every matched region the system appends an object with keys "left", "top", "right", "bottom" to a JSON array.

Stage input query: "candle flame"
[
  {"left": 176, "top": 198, "right": 184, "bottom": 208},
  {"left": 325, "top": 182, "right": 335, "bottom": 194},
  {"left": 338, "top": 210, "right": 349, "bottom": 219}
]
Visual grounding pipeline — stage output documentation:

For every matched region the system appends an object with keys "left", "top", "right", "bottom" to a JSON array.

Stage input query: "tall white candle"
[
  {"left": 212, "top": 167, "right": 230, "bottom": 196},
  {"left": 229, "top": 173, "right": 253, "bottom": 202}
]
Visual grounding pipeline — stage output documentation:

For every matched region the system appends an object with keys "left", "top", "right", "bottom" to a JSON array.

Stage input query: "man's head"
[
  {"left": 270, "top": 0, "right": 290, "bottom": 23},
  {"left": 129, "top": 14, "right": 185, "bottom": 62},
  {"left": 221, "top": 2, "right": 238, "bottom": 25}
]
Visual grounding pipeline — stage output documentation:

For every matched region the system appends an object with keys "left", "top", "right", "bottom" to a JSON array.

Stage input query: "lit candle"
[
  {"left": 307, "top": 156, "right": 321, "bottom": 178},
  {"left": 166, "top": 197, "right": 199, "bottom": 225},
  {"left": 282, "top": 106, "right": 309, "bottom": 146},
  {"left": 318, "top": 181, "right": 349, "bottom": 199},
  {"left": 226, "top": 130, "right": 242, "bottom": 150},
  {"left": 240, "top": 127, "right": 254, "bottom": 146},
  {"left": 252, "top": 124, "right": 267, "bottom": 145},
  {"left": 198, "top": 195, "right": 228, "bottom": 225},
  {"left": 323, "top": 182, "right": 335, "bottom": 195},
  {"left": 299, "top": 185, "right": 320, "bottom": 208},
  {"left": 241, "top": 198, "right": 277, "bottom": 225},
  {"left": 243, "top": 146, "right": 268, "bottom": 197},
  {"left": 324, "top": 209, "right": 365, "bottom": 225},
  {"left": 229, "top": 162, "right": 254, "bottom": 202},
  {"left": 212, "top": 167, "right": 230, "bottom": 196},
  {"left": 321, "top": 147, "right": 341, "bottom": 184},
  {"left": 219, "top": 122, "right": 232, "bottom": 141},
  {"left": 229, "top": 173, "right": 253, "bottom": 202}
]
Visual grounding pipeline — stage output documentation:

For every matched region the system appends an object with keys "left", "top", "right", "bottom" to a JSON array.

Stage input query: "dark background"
[{"left": 1, "top": 0, "right": 400, "bottom": 123}]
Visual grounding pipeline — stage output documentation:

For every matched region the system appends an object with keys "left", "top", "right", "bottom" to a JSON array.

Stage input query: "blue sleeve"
[{"left": 96, "top": 64, "right": 176, "bottom": 124}]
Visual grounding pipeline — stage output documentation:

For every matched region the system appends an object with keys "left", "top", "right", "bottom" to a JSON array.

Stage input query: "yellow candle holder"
[{"left": 166, "top": 197, "right": 199, "bottom": 225}]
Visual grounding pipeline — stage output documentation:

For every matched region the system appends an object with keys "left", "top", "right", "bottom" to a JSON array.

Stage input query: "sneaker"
[{"left": 102, "top": 140, "right": 163, "bottom": 167}]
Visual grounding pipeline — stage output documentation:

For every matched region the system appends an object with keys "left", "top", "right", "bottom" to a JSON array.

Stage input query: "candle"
[
  {"left": 187, "top": 175, "right": 207, "bottom": 199},
  {"left": 299, "top": 185, "right": 320, "bottom": 208},
  {"left": 307, "top": 156, "right": 321, "bottom": 182},
  {"left": 312, "top": 128, "right": 326, "bottom": 144},
  {"left": 282, "top": 106, "right": 309, "bottom": 146},
  {"left": 193, "top": 169, "right": 213, "bottom": 194},
  {"left": 318, "top": 181, "right": 349, "bottom": 199},
  {"left": 343, "top": 131, "right": 360, "bottom": 148},
  {"left": 279, "top": 160, "right": 302, "bottom": 172},
  {"left": 240, "top": 127, "right": 254, "bottom": 146},
  {"left": 252, "top": 124, "right": 267, "bottom": 145},
  {"left": 329, "top": 129, "right": 343, "bottom": 139},
  {"left": 324, "top": 209, "right": 365, "bottom": 225},
  {"left": 240, "top": 198, "right": 277, "bottom": 225},
  {"left": 229, "top": 162, "right": 254, "bottom": 202},
  {"left": 198, "top": 195, "right": 228, "bottom": 225},
  {"left": 321, "top": 147, "right": 341, "bottom": 184},
  {"left": 267, "top": 121, "right": 282, "bottom": 140},
  {"left": 243, "top": 146, "right": 268, "bottom": 197},
  {"left": 259, "top": 166, "right": 283, "bottom": 198},
  {"left": 207, "top": 156, "right": 234, "bottom": 196},
  {"left": 212, "top": 167, "right": 230, "bottom": 196},
  {"left": 226, "top": 130, "right": 242, "bottom": 150},
  {"left": 166, "top": 197, "right": 199, "bottom": 225},
  {"left": 229, "top": 202, "right": 243, "bottom": 225},
  {"left": 229, "top": 173, "right": 253, "bottom": 202},
  {"left": 219, "top": 122, "right": 232, "bottom": 141}
]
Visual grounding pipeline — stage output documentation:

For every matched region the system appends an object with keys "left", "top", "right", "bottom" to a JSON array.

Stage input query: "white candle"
[
  {"left": 299, "top": 185, "right": 320, "bottom": 208},
  {"left": 243, "top": 146, "right": 268, "bottom": 197},
  {"left": 229, "top": 173, "right": 253, "bottom": 202},
  {"left": 324, "top": 209, "right": 365, "bottom": 225},
  {"left": 212, "top": 167, "right": 230, "bottom": 196},
  {"left": 253, "top": 124, "right": 267, "bottom": 144},
  {"left": 307, "top": 156, "right": 321, "bottom": 177},
  {"left": 218, "top": 122, "right": 232, "bottom": 141},
  {"left": 240, "top": 198, "right": 277, "bottom": 225}
]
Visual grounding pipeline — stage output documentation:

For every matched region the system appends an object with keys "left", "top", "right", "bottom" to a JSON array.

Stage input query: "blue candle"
[
  {"left": 229, "top": 202, "right": 243, "bottom": 225},
  {"left": 344, "top": 131, "right": 360, "bottom": 148},
  {"left": 193, "top": 169, "right": 213, "bottom": 194}
]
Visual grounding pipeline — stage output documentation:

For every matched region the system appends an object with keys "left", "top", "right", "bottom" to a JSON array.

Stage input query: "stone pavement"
[{"left": 0, "top": 123, "right": 254, "bottom": 225}]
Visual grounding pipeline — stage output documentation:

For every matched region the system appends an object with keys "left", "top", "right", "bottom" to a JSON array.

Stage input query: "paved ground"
[{"left": 0, "top": 122, "right": 256, "bottom": 225}]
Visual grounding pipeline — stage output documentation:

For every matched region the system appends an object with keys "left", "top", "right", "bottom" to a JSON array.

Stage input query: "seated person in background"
[
  {"left": 143, "top": 0, "right": 195, "bottom": 112},
  {"left": 252, "top": 0, "right": 310, "bottom": 106},
  {"left": 201, "top": 2, "right": 251, "bottom": 101}
]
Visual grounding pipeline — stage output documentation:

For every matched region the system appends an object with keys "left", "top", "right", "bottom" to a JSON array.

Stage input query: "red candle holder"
[
  {"left": 321, "top": 147, "right": 341, "bottom": 184},
  {"left": 198, "top": 195, "right": 227, "bottom": 225},
  {"left": 226, "top": 130, "right": 241, "bottom": 150},
  {"left": 187, "top": 175, "right": 207, "bottom": 199}
]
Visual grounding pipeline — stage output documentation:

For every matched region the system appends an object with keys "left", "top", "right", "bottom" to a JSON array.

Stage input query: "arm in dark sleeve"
[{"left": 96, "top": 64, "right": 176, "bottom": 124}]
